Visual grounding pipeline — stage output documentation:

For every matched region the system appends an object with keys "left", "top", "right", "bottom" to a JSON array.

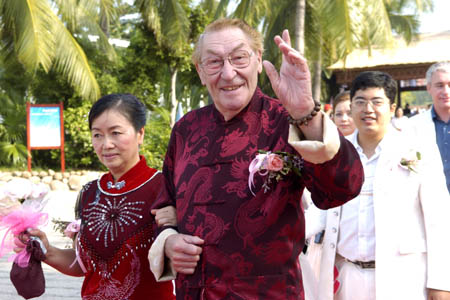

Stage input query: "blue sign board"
[{"left": 29, "top": 106, "right": 61, "bottom": 147}]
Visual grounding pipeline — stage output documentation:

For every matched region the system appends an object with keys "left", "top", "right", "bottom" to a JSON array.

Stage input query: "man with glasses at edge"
[{"left": 148, "top": 18, "right": 364, "bottom": 300}]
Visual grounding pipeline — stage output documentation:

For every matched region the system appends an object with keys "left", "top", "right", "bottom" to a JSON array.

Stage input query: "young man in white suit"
[
  {"left": 312, "top": 71, "right": 450, "bottom": 300},
  {"left": 408, "top": 62, "right": 450, "bottom": 194}
]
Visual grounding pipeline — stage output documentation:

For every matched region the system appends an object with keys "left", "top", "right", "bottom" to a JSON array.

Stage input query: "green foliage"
[
  {"left": 0, "top": 0, "right": 101, "bottom": 101},
  {"left": 0, "top": 59, "right": 31, "bottom": 167},
  {"left": 119, "top": 24, "right": 165, "bottom": 108},
  {"left": 141, "top": 107, "right": 172, "bottom": 170},
  {"left": 402, "top": 90, "right": 432, "bottom": 107},
  {"left": 63, "top": 101, "right": 103, "bottom": 170}
]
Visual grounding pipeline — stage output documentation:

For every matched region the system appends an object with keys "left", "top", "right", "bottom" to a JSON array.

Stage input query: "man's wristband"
[{"left": 287, "top": 100, "right": 321, "bottom": 126}]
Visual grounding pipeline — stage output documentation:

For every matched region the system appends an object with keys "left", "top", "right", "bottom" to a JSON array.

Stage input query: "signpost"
[{"left": 26, "top": 102, "right": 65, "bottom": 172}]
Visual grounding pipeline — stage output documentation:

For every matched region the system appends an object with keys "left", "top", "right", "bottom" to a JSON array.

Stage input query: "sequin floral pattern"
[
  {"left": 76, "top": 158, "right": 175, "bottom": 300},
  {"left": 84, "top": 196, "right": 145, "bottom": 248}
]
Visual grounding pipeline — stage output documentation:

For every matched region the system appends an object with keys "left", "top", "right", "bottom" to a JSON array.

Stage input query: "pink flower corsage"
[
  {"left": 248, "top": 150, "right": 303, "bottom": 195},
  {"left": 64, "top": 219, "right": 87, "bottom": 273},
  {"left": 64, "top": 220, "right": 81, "bottom": 239}
]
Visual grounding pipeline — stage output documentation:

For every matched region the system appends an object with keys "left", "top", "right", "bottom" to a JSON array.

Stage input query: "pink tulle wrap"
[{"left": 0, "top": 207, "right": 48, "bottom": 267}]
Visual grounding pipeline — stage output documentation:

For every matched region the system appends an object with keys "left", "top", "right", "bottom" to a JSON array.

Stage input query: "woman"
[
  {"left": 391, "top": 106, "right": 409, "bottom": 131},
  {"left": 331, "top": 91, "right": 356, "bottom": 136},
  {"left": 16, "top": 94, "right": 175, "bottom": 300}
]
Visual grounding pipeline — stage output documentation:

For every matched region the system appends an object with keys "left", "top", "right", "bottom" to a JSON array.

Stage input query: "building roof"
[{"left": 329, "top": 31, "right": 450, "bottom": 85}]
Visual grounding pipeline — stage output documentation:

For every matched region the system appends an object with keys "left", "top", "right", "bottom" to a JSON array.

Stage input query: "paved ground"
[{"left": 0, "top": 191, "right": 83, "bottom": 299}]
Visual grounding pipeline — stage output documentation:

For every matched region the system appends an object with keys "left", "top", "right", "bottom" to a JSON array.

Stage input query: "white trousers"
[{"left": 334, "top": 258, "right": 375, "bottom": 300}]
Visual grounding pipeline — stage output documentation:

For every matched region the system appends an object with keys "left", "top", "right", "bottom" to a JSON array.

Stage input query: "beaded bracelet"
[{"left": 287, "top": 100, "right": 321, "bottom": 126}]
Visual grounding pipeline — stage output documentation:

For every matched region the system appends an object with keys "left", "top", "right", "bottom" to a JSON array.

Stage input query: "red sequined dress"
[{"left": 75, "top": 157, "right": 175, "bottom": 300}]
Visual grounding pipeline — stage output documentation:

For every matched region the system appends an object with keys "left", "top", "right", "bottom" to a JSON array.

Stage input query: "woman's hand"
[
  {"left": 14, "top": 228, "right": 50, "bottom": 254},
  {"left": 151, "top": 206, "right": 177, "bottom": 227}
]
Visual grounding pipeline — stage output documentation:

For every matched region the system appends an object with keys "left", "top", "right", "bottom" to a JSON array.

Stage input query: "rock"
[
  {"left": 50, "top": 180, "right": 69, "bottom": 191},
  {"left": 68, "top": 175, "right": 82, "bottom": 191},
  {"left": 30, "top": 176, "right": 41, "bottom": 184},
  {"left": 42, "top": 176, "right": 53, "bottom": 185},
  {"left": 86, "top": 171, "right": 102, "bottom": 182},
  {"left": 0, "top": 174, "right": 12, "bottom": 182},
  {"left": 53, "top": 172, "right": 63, "bottom": 181},
  {"left": 0, "top": 169, "right": 102, "bottom": 193}
]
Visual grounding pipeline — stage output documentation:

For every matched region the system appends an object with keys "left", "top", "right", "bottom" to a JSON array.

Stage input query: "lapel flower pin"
[
  {"left": 248, "top": 150, "right": 303, "bottom": 195},
  {"left": 400, "top": 151, "right": 421, "bottom": 173}
]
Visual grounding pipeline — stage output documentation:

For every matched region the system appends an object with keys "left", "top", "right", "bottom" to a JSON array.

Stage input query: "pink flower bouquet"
[{"left": 0, "top": 179, "right": 49, "bottom": 267}]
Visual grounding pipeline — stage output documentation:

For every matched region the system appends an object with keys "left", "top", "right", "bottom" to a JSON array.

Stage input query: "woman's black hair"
[{"left": 88, "top": 93, "right": 147, "bottom": 131}]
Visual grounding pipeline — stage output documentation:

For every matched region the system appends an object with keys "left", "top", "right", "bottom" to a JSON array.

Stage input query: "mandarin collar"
[
  {"left": 211, "top": 87, "right": 263, "bottom": 125},
  {"left": 99, "top": 156, "right": 157, "bottom": 194}
]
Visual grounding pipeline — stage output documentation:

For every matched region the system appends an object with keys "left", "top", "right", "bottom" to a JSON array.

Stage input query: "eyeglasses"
[
  {"left": 200, "top": 50, "right": 253, "bottom": 75},
  {"left": 352, "top": 98, "right": 387, "bottom": 109}
]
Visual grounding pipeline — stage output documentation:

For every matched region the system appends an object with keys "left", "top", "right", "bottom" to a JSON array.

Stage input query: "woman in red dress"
[{"left": 18, "top": 94, "right": 175, "bottom": 300}]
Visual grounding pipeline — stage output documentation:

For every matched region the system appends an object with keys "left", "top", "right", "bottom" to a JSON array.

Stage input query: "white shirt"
[
  {"left": 391, "top": 116, "right": 409, "bottom": 131},
  {"left": 336, "top": 132, "right": 383, "bottom": 262}
]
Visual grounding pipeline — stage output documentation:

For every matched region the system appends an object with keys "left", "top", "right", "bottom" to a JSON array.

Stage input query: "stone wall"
[{"left": 0, "top": 170, "right": 103, "bottom": 192}]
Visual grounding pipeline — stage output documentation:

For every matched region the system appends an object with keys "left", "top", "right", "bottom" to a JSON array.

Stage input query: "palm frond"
[
  {"left": 52, "top": 15, "right": 100, "bottom": 101},
  {"left": 0, "top": 141, "right": 28, "bottom": 166},
  {"left": 1, "top": 0, "right": 55, "bottom": 71},
  {"left": 198, "top": 0, "right": 219, "bottom": 17},
  {"left": 389, "top": 14, "right": 419, "bottom": 43},
  {"left": 53, "top": 0, "right": 79, "bottom": 31},
  {"left": 159, "top": 0, "right": 191, "bottom": 55},
  {"left": 214, "top": 0, "right": 231, "bottom": 19},
  {"left": 231, "top": 0, "right": 269, "bottom": 27},
  {"left": 136, "top": 0, "right": 162, "bottom": 43}
]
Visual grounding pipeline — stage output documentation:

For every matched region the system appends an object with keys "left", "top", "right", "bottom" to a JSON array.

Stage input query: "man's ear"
[
  {"left": 256, "top": 50, "right": 263, "bottom": 74},
  {"left": 195, "top": 64, "right": 206, "bottom": 85},
  {"left": 390, "top": 103, "right": 397, "bottom": 116}
]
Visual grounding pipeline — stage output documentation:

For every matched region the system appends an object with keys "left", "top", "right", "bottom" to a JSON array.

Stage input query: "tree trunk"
[
  {"left": 100, "top": 8, "right": 110, "bottom": 37},
  {"left": 294, "top": 0, "right": 306, "bottom": 55},
  {"left": 170, "top": 68, "right": 178, "bottom": 127},
  {"left": 312, "top": 60, "right": 322, "bottom": 102},
  {"left": 312, "top": 47, "right": 322, "bottom": 102}
]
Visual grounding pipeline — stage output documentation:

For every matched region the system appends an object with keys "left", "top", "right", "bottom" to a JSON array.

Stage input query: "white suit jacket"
[
  {"left": 407, "top": 109, "right": 447, "bottom": 191},
  {"left": 314, "top": 128, "right": 450, "bottom": 300}
]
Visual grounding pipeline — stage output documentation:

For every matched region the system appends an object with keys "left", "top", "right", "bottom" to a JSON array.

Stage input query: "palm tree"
[
  {"left": 135, "top": 0, "right": 192, "bottom": 126},
  {"left": 0, "top": 0, "right": 122, "bottom": 166},
  {"left": 223, "top": 0, "right": 431, "bottom": 102},
  {"left": 0, "top": 0, "right": 113, "bottom": 101}
]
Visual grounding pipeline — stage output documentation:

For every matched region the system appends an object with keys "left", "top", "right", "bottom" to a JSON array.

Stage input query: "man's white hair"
[{"left": 426, "top": 61, "right": 450, "bottom": 84}]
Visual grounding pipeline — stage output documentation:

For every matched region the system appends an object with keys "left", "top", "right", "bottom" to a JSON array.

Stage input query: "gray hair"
[{"left": 426, "top": 61, "right": 450, "bottom": 84}]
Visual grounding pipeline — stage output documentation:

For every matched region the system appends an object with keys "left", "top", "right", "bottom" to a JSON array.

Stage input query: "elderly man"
[
  {"left": 408, "top": 62, "right": 450, "bottom": 193},
  {"left": 149, "top": 18, "right": 363, "bottom": 299}
]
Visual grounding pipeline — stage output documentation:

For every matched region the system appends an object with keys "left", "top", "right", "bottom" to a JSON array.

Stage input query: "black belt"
[{"left": 345, "top": 259, "right": 375, "bottom": 269}]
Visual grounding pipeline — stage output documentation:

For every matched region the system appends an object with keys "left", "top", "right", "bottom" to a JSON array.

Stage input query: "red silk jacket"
[{"left": 154, "top": 88, "right": 363, "bottom": 300}]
